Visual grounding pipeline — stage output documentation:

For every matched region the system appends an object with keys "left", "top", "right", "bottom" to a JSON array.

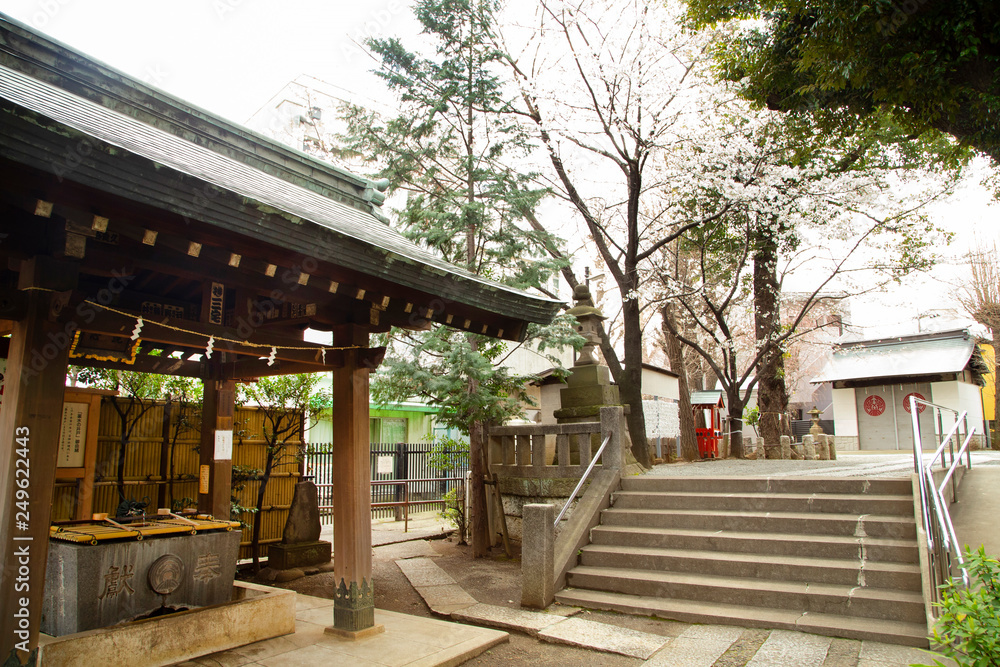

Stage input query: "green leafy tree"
[
  {"left": 341, "top": 0, "right": 581, "bottom": 556},
  {"left": 685, "top": 0, "right": 999, "bottom": 163},
  {"left": 237, "top": 374, "right": 328, "bottom": 572}
]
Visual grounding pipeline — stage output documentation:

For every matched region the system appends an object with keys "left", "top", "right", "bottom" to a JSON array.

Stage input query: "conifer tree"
[{"left": 341, "top": 0, "right": 579, "bottom": 556}]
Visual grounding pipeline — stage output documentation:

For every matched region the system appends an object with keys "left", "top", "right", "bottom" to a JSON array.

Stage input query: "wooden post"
[
  {"left": 326, "top": 325, "right": 383, "bottom": 638},
  {"left": 0, "top": 272, "right": 74, "bottom": 664},
  {"left": 158, "top": 397, "right": 173, "bottom": 509},
  {"left": 199, "top": 379, "right": 235, "bottom": 519}
]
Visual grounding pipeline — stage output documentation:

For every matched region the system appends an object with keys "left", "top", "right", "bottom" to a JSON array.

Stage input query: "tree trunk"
[
  {"left": 251, "top": 452, "right": 274, "bottom": 573},
  {"left": 662, "top": 305, "right": 699, "bottom": 461},
  {"left": 754, "top": 234, "right": 790, "bottom": 446},
  {"left": 468, "top": 419, "right": 490, "bottom": 557},
  {"left": 727, "top": 391, "right": 745, "bottom": 459},
  {"left": 621, "top": 297, "right": 650, "bottom": 467}
]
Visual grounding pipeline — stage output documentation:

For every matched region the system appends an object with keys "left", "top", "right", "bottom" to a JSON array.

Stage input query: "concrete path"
[
  {"left": 175, "top": 595, "right": 507, "bottom": 667},
  {"left": 396, "top": 556, "right": 940, "bottom": 666},
  {"left": 950, "top": 465, "right": 1000, "bottom": 557},
  {"left": 320, "top": 512, "right": 455, "bottom": 547}
]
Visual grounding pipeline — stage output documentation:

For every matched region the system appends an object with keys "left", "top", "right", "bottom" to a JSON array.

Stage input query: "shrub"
[{"left": 917, "top": 546, "right": 1000, "bottom": 667}]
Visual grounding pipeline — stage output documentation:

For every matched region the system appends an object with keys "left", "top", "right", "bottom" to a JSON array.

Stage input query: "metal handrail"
[
  {"left": 554, "top": 434, "right": 612, "bottom": 527},
  {"left": 909, "top": 395, "right": 973, "bottom": 597}
]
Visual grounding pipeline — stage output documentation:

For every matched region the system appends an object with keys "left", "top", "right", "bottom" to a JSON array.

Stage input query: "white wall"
[
  {"left": 503, "top": 344, "right": 574, "bottom": 376},
  {"left": 832, "top": 387, "right": 859, "bottom": 437},
  {"left": 642, "top": 369, "right": 679, "bottom": 401},
  {"left": 933, "top": 380, "right": 986, "bottom": 436}
]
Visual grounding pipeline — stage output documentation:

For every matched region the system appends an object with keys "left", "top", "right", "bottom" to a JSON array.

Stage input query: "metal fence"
[{"left": 304, "top": 443, "right": 469, "bottom": 522}]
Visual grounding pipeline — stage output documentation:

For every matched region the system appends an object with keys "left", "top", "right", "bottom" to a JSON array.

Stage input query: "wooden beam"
[
  {"left": 221, "top": 347, "right": 384, "bottom": 380},
  {"left": 73, "top": 308, "right": 342, "bottom": 367},
  {"left": 70, "top": 353, "right": 207, "bottom": 379}
]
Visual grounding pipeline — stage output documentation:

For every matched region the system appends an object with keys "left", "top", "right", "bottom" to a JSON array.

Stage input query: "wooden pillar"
[
  {"left": 327, "top": 325, "right": 382, "bottom": 637},
  {"left": 198, "top": 379, "right": 235, "bottom": 519},
  {"left": 0, "top": 266, "right": 75, "bottom": 664}
]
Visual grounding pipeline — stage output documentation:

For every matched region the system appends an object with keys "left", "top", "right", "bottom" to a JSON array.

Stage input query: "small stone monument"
[{"left": 267, "top": 480, "right": 332, "bottom": 570}]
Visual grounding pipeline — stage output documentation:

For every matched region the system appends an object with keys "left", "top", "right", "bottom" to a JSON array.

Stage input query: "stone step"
[
  {"left": 554, "top": 588, "right": 930, "bottom": 648},
  {"left": 578, "top": 544, "right": 922, "bottom": 590},
  {"left": 600, "top": 507, "right": 917, "bottom": 539},
  {"left": 620, "top": 476, "right": 913, "bottom": 497},
  {"left": 566, "top": 566, "right": 926, "bottom": 624},
  {"left": 589, "top": 525, "right": 920, "bottom": 564},
  {"left": 612, "top": 490, "right": 915, "bottom": 516}
]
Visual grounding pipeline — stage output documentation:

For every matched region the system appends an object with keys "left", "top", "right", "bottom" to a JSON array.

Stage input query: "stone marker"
[{"left": 268, "top": 480, "right": 332, "bottom": 570}]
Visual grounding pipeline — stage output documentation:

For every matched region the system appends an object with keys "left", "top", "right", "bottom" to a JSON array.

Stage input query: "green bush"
[
  {"left": 917, "top": 546, "right": 1000, "bottom": 667},
  {"left": 440, "top": 485, "right": 468, "bottom": 545}
]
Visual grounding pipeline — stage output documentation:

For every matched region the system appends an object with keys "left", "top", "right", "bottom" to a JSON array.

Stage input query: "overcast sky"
[
  {"left": 0, "top": 0, "right": 417, "bottom": 122},
  {"left": 2, "top": 0, "right": 996, "bottom": 338}
]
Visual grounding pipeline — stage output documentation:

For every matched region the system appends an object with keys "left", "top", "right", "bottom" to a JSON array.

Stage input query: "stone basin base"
[{"left": 38, "top": 582, "right": 295, "bottom": 667}]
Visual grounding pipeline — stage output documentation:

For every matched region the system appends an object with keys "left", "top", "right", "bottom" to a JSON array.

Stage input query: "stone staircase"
[{"left": 555, "top": 476, "right": 929, "bottom": 647}]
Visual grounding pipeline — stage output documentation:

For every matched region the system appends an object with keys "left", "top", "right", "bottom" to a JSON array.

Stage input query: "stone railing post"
[
  {"left": 600, "top": 406, "right": 623, "bottom": 471},
  {"left": 521, "top": 503, "right": 555, "bottom": 608}
]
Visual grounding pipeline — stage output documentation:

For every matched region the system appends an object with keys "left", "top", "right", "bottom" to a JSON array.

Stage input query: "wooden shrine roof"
[{"left": 0, "top": 14, "right": 563, "bottom": 351}]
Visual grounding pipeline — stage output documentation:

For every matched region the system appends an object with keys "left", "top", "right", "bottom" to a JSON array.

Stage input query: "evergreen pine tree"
[{"left": 341, "top": 0, "right": 580, "bottom": 556}]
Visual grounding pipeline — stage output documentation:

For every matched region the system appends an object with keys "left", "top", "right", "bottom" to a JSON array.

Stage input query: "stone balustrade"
[{"left": 488, "top": 421, "right": 609, "bottom": 479}]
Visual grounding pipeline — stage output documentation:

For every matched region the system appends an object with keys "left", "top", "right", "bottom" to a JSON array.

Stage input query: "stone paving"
[
  {"left": 647, "top": 450, "right": 1000, "bottom": 479},
  {"left": 396, "top": 555, "right": 944, "bottom": 666}
]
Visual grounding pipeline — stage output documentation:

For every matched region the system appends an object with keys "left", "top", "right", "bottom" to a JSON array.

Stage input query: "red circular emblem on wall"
[
  {"left": 902, "top": 392, "right": 927, "bottom": 413},
  {"left": 864, "top": 395, "right": 886, "bottom": 417}
]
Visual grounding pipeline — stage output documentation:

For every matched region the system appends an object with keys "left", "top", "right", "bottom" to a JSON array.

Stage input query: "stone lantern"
[
  {"left": 808, "top": 406, "right": 824, "bottom": 436},
  {"left": 565, "top": 283, "right": 605, "bottom": 366},
  {"left": 555, "top": 284, "right": 620, "bottom": 421}
]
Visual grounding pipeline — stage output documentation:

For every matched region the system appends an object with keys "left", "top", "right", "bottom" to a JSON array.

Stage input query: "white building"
[{"left": 811, "top": 329, "right": 988, "bottom": 451}]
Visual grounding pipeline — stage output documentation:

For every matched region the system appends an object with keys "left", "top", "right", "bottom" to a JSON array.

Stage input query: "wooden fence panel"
[{"left": 70, "top": 397, "right": 301, "bottom": 562}]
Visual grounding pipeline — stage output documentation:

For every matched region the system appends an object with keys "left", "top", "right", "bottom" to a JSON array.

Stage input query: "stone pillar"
[
  {"left": 199, "top": 379, "right": 235, "bottom": 518},
  {"left": 327, "top": 327, "right": 383, "bottom": 638},
  {"left": 1, "top": 261, "right": 76, "bottom": 664},
  {"left": 521, "top": 504, "right": 555, "bottom": 609},
  {"left": 816, "top": 434, "right": 830, "bottom": 460},
  {"left": 780, "top": 435, "right": 792, "bottom": 460},
  {"left": 828, "top": 437, "right": 838, "bottom": 460},
  {"left": 802, "top": 435, "right": 817, "bottom": 460}
]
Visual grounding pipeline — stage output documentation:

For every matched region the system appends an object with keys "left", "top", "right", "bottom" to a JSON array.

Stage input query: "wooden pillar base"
[{"left": 332, "top": 577, "right": 376, "bottom": 633}]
